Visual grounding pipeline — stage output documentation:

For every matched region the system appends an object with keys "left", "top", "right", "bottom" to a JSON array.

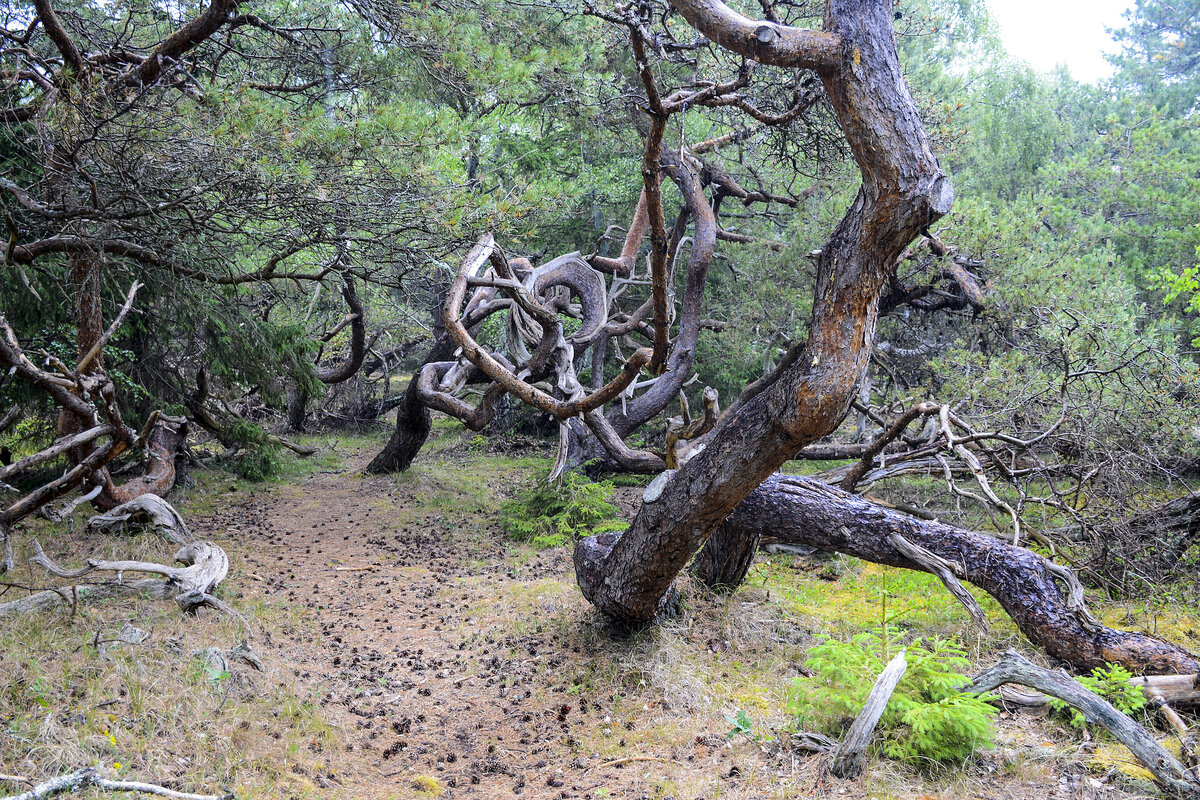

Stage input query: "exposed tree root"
[
  {"left": 693, "top": 474, "right": 1200, "bottom": 675},
  {"left": 87, "top": 493, "right": 192, "bottom": 543},
  {"left": 7, "top": 767, "right": 233, "bottom": 800}
]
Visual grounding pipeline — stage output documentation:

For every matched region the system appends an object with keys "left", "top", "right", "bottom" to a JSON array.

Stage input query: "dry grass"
[{"left": 2, "top": 425, "right": 1193, "bottom": 800}]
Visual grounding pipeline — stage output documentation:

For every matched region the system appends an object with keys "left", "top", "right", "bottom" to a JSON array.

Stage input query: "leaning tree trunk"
[
  {"left": 575, "top": 0, "right": 954, "bottom": 624},
  {"left": 695, "top": 475, "right": 1200, "bottom": 675},
  {"left": 367, "top": 332, "right": 458, "bottom": 473}
]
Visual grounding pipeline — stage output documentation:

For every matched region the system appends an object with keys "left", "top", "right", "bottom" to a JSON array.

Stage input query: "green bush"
[
  {"left": 787, "top": 627, "right": 995, "bottom": 768},
  {"left": 229, "top": 445, "right": 284, "bottom": 482},
  {"left": 1047, "top": 663, "right": 1147, "bottom": 732},
  {"left": 499, "top": 472, "right": 628, "bottom": 549}
]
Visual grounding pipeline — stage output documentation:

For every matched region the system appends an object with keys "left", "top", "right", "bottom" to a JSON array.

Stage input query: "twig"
[
  {"left": 7, "top": 767, "right": 234, "bottom": 800},
  {"left": 594, "top": 756, "right": 682, "bottom": 769}
]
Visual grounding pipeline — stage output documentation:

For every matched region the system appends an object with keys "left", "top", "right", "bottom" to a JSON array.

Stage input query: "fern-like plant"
[
  {"left": 499, "top": 472, "right": 628, "bottom": 549},
  {"left": 788, "top": 627, "right": 996, "bottom": 768}
]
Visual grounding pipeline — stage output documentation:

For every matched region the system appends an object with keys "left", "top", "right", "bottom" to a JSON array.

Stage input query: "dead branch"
[
  {"left": 87, "top": 493, "right": 192, "bottom": 544},
  {"left": 968, "top": 652, "right": 1200, "bottom": 797},
  {"left": 7, "top": 767, "right": 233, "bottom": 800},
  {"left": 830, "top": 650, "right": 908, "bottom": 779},
  {"left": 0, "top": 540, "right": 231, "bottom": 619}
]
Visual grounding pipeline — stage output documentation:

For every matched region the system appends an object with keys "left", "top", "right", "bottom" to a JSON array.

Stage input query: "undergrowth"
[
  {"left": 499, "top": 472, "right": 627, "bottom": 548},
  {"left": 1047, "top": 663, "right": 1148, "bottom": 732},
  {"left": 788, "top": 626, "right": 996, "bottom": 768}
]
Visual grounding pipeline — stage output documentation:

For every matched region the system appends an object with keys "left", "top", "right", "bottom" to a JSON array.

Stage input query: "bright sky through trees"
[{"left": 987, "top": 0, "right": 1132, "bottom": 83}]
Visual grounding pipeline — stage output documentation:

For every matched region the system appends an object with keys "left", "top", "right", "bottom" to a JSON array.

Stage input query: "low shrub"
[
  {"left": 499, "top": 472, "right": 628, "bottom": 548},
  {"left": 787, "top": 627, "right": 996, "bottom": 768}
]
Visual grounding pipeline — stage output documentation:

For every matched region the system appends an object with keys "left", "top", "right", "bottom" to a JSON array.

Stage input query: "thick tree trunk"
[
  {"left": 695, "top": 475, "right": 1200, "bottom": 675},
  {"left": 575, "top": 0, "right": 953, "bottom": 624},
  {"left": 366, "top": 333, "right": 457, "bottom": 473},
  {"left": 287, "top": 387, "right": 309, "bottom": 433},
  {"left": 58, "top": 252, "right": 104, "bottom": 450}
]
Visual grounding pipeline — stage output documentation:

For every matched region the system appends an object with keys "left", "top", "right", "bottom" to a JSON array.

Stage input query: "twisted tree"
[{"left": 361, "top": 0, "right": 1200, "bottom": 675}]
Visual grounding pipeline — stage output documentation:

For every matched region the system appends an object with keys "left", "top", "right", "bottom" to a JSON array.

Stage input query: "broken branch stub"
[{"left": 830, "top": 650, "right": 908, "bottom": 779}]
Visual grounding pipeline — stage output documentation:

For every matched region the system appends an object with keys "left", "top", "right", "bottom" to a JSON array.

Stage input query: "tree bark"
[
  {"left": 575, "top": 0, "right": 953, "bottom": 624},
  {"left": 94, "top": 416, "right": 187, "bottom": 510},
  {"left": 697, "top": 474, "right": 1200, "bottom": 675}
]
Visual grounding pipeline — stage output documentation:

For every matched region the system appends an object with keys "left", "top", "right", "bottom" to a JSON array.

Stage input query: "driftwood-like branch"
[
  {"left": 0, "top": 540, "right": 230, "bottom": 619},
  {"left": 443, "top": 235, "right": 651, "bottom": 420},
  {"left": 830, "top": 650, "right": 908, "bottom": 779},
  {"left": 7, "top": 767, "right": 233, "bottom": 800},
  {"left": 968, "top": 652, "right": 1200, "bottom": 798},
  {"left": 887, "top": 533, "right": 987, "bottom": 630},
  {"left": 88, "top": 494, "right": 192, "bottom": 544}
]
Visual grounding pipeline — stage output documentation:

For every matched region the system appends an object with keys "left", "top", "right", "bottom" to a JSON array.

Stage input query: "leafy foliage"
[
  {"left": 499, "top": 473, "right": 627, "bottom": 549},
  {"left": 788, "top": 628, "right": 996, "bottom": 768}
]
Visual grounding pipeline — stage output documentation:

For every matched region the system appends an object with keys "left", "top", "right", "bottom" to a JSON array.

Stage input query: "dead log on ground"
[
  {"left": 7, "top": 767, "right": 233, "bottom": 800},
  {"left": 87, "top": 493, "right": 192, "bottom": 543},
  {"left": 968, "top": 651, "right": 1200, "bottom": 797},
  {"left": 0, "top": 540, "right": 231, "bottom": 619}
]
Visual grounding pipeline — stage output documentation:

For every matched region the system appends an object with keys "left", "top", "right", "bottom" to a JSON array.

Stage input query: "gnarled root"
[{"left": 87, "top": 493, "right": 192, "bottom": 544}]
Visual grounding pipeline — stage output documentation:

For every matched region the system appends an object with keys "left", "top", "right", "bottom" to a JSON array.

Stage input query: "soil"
[{"left": 184, "top": 444, "right": 1136, "bottom": 800}]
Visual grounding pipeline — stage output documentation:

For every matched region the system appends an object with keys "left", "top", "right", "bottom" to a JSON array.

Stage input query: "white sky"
[{"left": 986, "top": 0, "right": 1132, "bottom": 83}]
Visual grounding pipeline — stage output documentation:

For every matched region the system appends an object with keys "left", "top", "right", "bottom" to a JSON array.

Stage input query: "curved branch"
[
  {"left": 668, "top": 0, "right": 841, "bottom": 70},
  {"left": 31, "top": 0, "right": 83, "bottom": 77},
  {"left": 315, "top": 278, "right": 367, "bottom": 384}
]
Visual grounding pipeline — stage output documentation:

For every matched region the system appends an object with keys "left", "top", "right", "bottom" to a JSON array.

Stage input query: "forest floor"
[{"left": 3, "top": 422, "right": 1199, "bottom": 800}]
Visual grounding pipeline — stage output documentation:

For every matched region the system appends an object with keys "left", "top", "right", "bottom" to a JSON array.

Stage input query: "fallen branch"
[
  {"left": 994, "top": 673, "right": 1200, "bottom": 712},
  {"left": 7, "top": 767, "right": 233, "bottom": 800},
  {"left": 594, "top": 756, "right": 682, "bottom": 769},
  {"left": 830, "top": 650, "right": 908, "bottom": 779},
  {"left": 0, "top": 541, "right": 230, "bottom": 619},
  {"left": 88, "top": 494, "right": 192, "bottom": 544},
  {"left": 968, "top": 651, "right": 1200, "bottom": 797},
  {"left": 887, "top": 533, "right": 987, "bottom": 631}
]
